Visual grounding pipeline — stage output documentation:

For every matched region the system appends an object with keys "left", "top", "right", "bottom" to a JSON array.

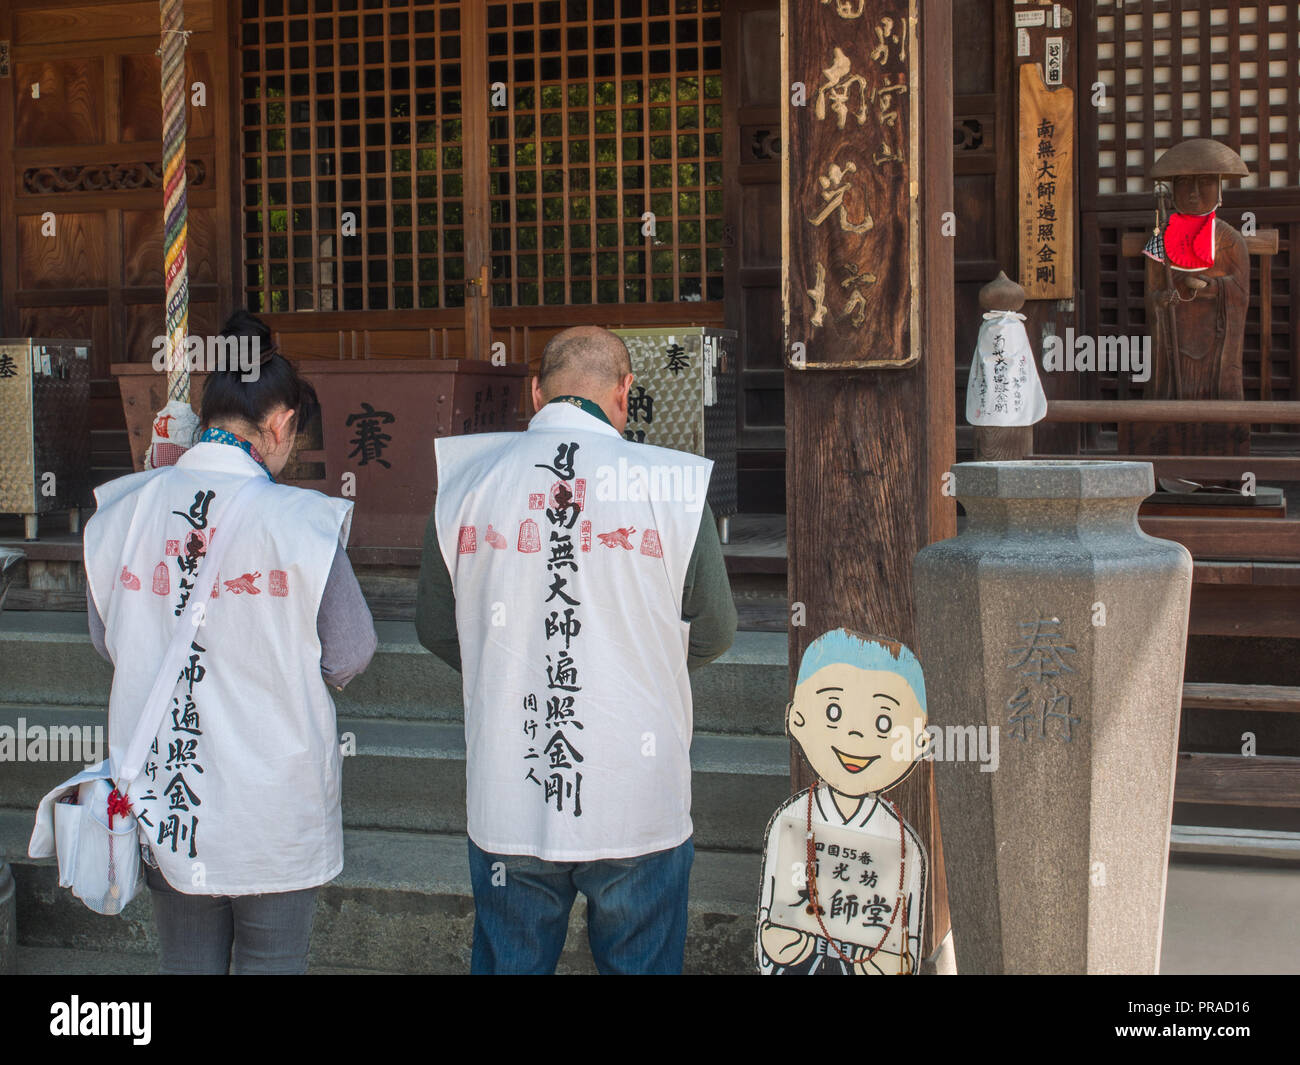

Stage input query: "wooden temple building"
[{"left": 0, "top": 0, "right": 1298, "bottom": 971}]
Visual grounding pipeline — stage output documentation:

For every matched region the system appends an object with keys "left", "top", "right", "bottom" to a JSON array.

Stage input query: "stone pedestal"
[{"left": 913, "top": 462, "right": 1192, "bottom": 974}]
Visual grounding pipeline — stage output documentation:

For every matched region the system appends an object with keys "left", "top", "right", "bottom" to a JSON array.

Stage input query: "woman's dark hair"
[{"left": 200, "top": 309, "right": 319, "bottom": 436}]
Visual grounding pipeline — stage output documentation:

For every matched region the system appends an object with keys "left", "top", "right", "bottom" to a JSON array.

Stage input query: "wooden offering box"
[{"left": 113, "top": 359, "right": 527, "bottom": 549}]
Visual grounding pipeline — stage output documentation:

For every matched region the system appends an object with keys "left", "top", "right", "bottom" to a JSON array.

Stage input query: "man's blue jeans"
[{"left": 467, "top": 836, "right": 694, "bottom": 974}]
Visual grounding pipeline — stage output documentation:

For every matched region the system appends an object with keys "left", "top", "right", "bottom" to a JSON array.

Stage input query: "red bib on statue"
[{"left": 1163, "top": 210, "right": 1216, "bottom": 271}]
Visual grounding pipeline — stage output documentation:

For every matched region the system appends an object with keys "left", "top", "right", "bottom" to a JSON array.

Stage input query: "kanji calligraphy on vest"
[{"left": 783, "top": 0, "right": 921, "bottom": 369}]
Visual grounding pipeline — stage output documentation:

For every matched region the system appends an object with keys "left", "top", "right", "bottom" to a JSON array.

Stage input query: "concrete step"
[
  {"left": 0, "top": 703, "right": 790, "bottom": 851},
  {"left": 0, "top": 612, "right": 788, "bottom": 735},
  {"left": 0, "top": 809, "right": 760, "bottom": 974}
]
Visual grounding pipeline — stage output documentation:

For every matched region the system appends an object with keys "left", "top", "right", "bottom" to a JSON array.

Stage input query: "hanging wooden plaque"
[
  {"left": 783, "top": 0, "right": 921, "bottom": 370},
  {"left": 1018, "top": 62, "right": 1074, "bottom": 300}
]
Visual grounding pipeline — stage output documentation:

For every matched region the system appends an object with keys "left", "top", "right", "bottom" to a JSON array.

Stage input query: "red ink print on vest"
[
  {"left": 121, "top": 566, "right": 141, "bottom": 590},
  {"left": 580, "top": 520, "right": 592, "bottom": 552},
  {"left": 269, "top": 570, "right": 288, "bottom": 597},
  {"left": 458, "top": 526, "right": 478, "bottom": 554},
  {"left": 639, "top": 529, "right": 663, "bottom": 558},
  {"left": 528, "top": 493, "right": 544, "bottom": 510},
  {"left": 223, "top": 571, "right": 262, "bottom": 595},
  {"left": 596, "top": 527, "right": 636, "bottom": 550},
  {"left": 184, "top": 530, "right": 209, "bottom": 557},
  {"left": 518, "top": 519, "right": 541, "bottom": 553},
  {"left": 485, "top": 524, "right": 507, "bottom": 549},
  {"left": 165, "top": 539, "right": 180, "bottom": 556},
  {"left": 152, "top": 562, "right": 170, "bottom": 595}
]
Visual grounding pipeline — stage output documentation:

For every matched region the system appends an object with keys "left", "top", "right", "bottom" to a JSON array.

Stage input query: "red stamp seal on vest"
[
  {"left": 528, "top": 493, "right": 544, "bottom": 510},
  {"left": 548, "top": 479, "right": 587, "bottom": 511},
  {"left": 458, "top": 525, "right": 478, "bottom": 554},
  {"left": 120, "top": 566, "right": 141, "bottom": 590},
  {"left": 151, "top": 562, "right": 170, "bottom": 595},
  {"left": 580, "top": 520, "right": 591, "bottom": 552},
  {"left": 165, "top": 539, "right": 180, "bottom": 556},
  {"left": 269, "top": 570, "right": 288, "bottom": 597},
  {"left": 640, "top": 529, "right": 663, "bottom": 558},
  {"left": 224, "top": 571, "right": 262, "bottom": 595},
  {"left": 517, "top": 519, "right": 541, "bottom": 553}
]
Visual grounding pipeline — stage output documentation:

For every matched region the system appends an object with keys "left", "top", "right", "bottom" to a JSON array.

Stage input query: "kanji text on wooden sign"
[
  {"left": 783, "top": 0, "right": 921, "bottom": 369},
  {"left": 1018, "top": 62, "right": 1074, "bottom": 300}
]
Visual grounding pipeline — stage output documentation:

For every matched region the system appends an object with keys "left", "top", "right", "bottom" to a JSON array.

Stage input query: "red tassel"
[{"left": 106, "top": 788, "right": 132, "bottom": 829}]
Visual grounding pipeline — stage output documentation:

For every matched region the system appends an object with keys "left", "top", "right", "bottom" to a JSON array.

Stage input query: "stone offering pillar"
[{"left": 913, "top": 462, "right": 1192, "bottom": 974}]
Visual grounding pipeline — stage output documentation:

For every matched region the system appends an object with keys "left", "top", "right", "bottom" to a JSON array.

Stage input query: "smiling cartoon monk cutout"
[{"left": 757, "top": 629, "right": 929, "bottom": 975}]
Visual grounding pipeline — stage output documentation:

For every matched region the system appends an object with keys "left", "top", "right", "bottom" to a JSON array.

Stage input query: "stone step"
[
  {"left": 0, "top": 612, "right": 788, "bottom": 735},
  {"left": 0, "top": 704, "right": 790, "bottom": 851},
  {"left": 0, "top": 809, "right": 760, "bottom": 974},
  {"left": 10, "top": 943, "right": 389, "bottom": 975}
]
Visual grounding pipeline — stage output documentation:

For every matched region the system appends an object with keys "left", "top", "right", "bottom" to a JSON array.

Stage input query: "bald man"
[{"left": 416, "top": 326, "right": 736, "bottom": 974}]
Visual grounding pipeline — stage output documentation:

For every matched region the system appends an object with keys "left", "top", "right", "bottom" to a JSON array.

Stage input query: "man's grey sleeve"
[
  {"left": 414, "top": 508, "right": 462, "bottom": 673},
  {"left": 319, "top": 542, "right": 379, "bottom": 689},
  {"left": 682, "top": 502, "right": 738, "bottom": 670}
]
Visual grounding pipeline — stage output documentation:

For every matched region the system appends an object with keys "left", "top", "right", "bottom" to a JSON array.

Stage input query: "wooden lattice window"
[
  {"left": 484, "top": 0, "right": 724, "bottom": 306},
  {"left": 1092, "top": 0, "right": 1300, "bottom": 197},
  {"left": 241, "top": 0, "right": 466, "bottom": 313}
]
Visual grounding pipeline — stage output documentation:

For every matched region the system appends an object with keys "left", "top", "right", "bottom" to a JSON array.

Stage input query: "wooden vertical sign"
[
  {"left": 1018, "top": 62, "right": 1074, "bottom": 300},
  {"left": 783, "top": 0, "right": 921, "bottom": 368},
  {"left": 782, "top": 0, "right": 956, "bottom": 965}
]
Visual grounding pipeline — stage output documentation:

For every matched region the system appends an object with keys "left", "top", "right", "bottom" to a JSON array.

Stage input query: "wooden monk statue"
[{"left": 1133, "top": 138, "right": 1251, "bottom": 455}]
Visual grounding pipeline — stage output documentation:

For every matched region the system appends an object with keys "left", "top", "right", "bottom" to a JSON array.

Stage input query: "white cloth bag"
[
  {"left": 27, "top": 765, "right": 143, "bottom": 916},
  {"left": 965, "top": 310, "right": 1048, "bottom": 427}
]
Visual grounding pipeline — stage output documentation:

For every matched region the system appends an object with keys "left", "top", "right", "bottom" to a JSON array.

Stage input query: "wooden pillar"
[
  {"left": 461, "top": 0, "right": 492, "bottom": 361},
  {"left": 782, "top": 0, "right": 955, "bottom": 961}
]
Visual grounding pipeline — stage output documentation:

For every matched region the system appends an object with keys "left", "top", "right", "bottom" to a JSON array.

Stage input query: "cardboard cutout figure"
[{"left": 756, "top": 629, "right": 929, "bottom": 975}]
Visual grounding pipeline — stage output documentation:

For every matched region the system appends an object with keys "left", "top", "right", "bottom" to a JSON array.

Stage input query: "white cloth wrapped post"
[
  {"left": 965, "top": 311, "right": 1047, "bottom": 427},
  {"left": 144, "top": 399, "right": 200, "bottom": 469}
]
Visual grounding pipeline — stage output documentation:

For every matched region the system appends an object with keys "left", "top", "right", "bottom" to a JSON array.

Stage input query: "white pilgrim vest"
[
  {"left": 435, "top": 402, "right": 712, "bottom": 861},
  {"left": 83, "top": 442, "right": 352, "bottom": 894}
]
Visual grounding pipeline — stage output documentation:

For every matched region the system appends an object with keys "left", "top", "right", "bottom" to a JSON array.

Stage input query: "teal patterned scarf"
[{"left": 199, "top": 427, "right": 273, "bottom": 479}]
